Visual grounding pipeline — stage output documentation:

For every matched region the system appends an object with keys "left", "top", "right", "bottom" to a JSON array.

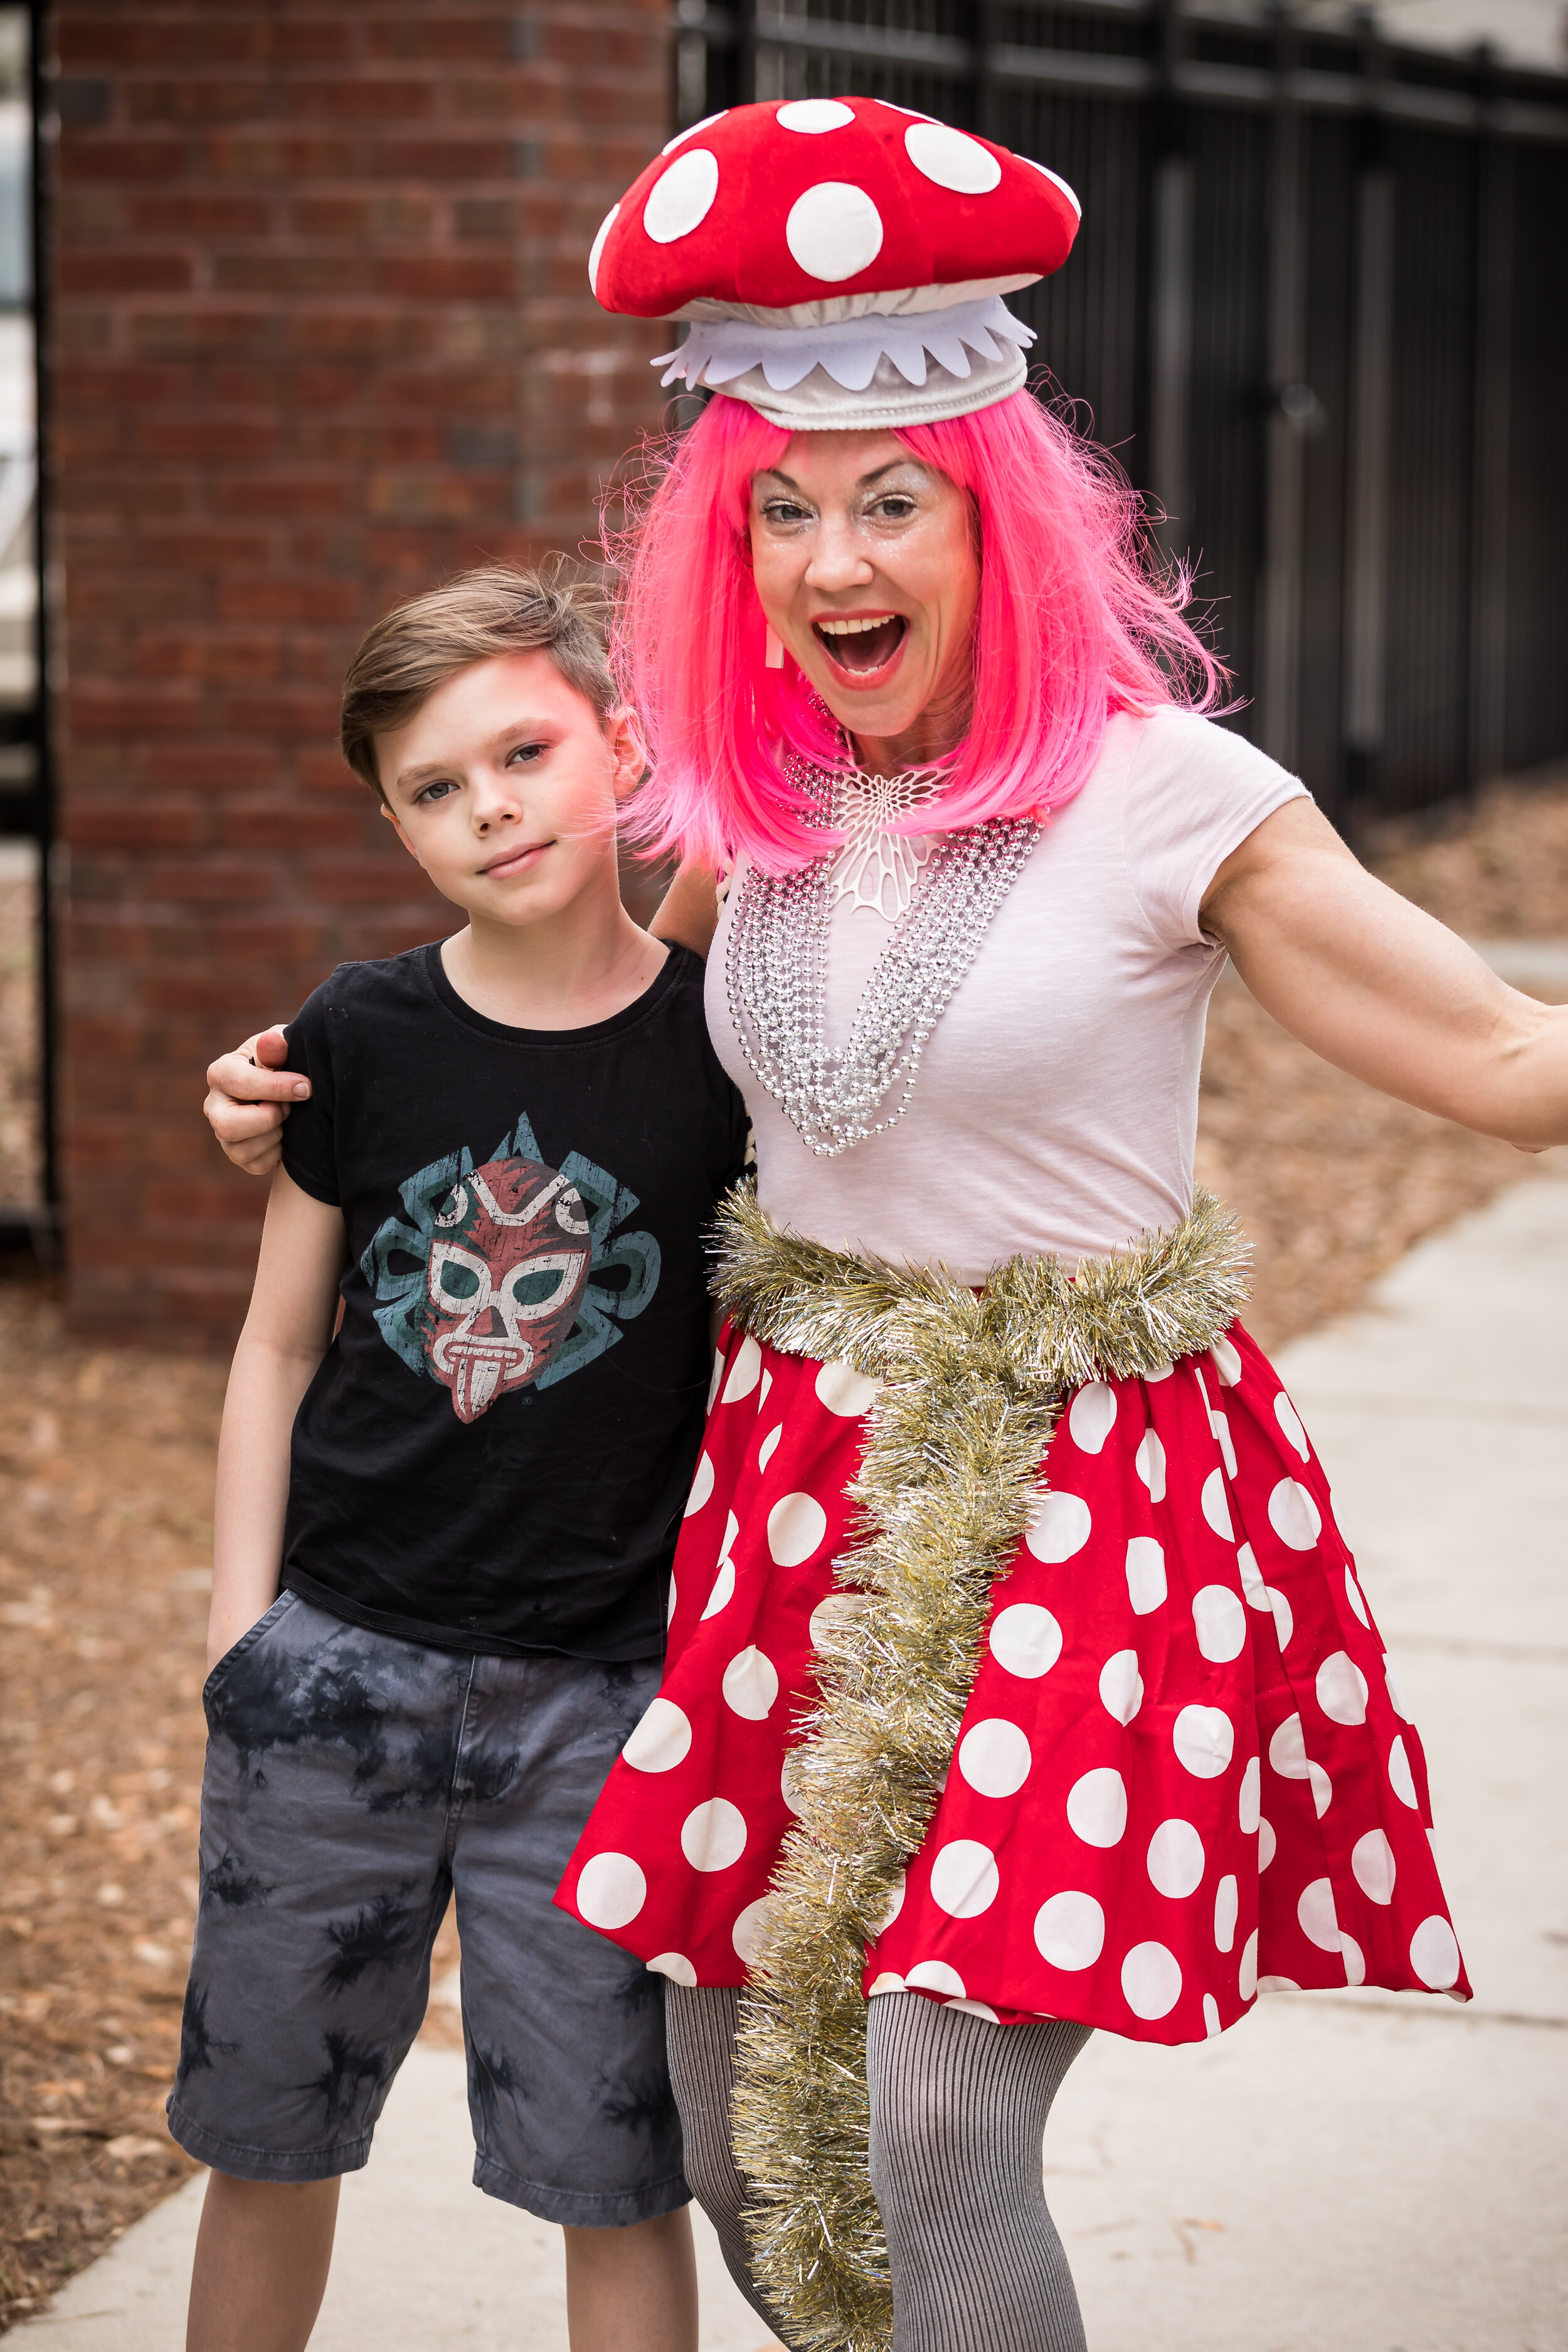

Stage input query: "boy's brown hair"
[{"left": 340, "top": 561, "right": 617, "bottom": 800}]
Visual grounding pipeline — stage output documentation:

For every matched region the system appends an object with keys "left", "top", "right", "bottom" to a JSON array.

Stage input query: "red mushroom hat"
[{"left": 588, "top": 98, "right": 1080, "bottom": 430}]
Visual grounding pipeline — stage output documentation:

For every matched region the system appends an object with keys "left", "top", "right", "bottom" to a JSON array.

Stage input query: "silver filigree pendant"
[{"left": 827, "top": 767, "right": 940, "bottom": 923}]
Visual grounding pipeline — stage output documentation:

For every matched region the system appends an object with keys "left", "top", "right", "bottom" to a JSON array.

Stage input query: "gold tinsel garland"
[{"left": 710, "top": 1187, "right": 1252, "bottom": 2352}]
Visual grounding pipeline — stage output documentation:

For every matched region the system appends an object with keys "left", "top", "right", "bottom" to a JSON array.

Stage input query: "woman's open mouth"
[{"left": 813, "top": 613, "right": 908, "bottom": 677}]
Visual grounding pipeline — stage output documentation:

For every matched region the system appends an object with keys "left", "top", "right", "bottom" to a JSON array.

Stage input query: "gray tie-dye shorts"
[{"left": 167, "top": 1591, "right": 688, "bottom": 2228}]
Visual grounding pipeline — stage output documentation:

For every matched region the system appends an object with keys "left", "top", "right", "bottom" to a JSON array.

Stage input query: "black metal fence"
[{"left": 673, "top": 0, "right": 1568, "bottom": 825}]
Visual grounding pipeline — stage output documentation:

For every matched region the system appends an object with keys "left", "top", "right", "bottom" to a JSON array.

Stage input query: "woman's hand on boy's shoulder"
[{"left": 204, "top": 1025, "right": 304, "bottom": 1177}]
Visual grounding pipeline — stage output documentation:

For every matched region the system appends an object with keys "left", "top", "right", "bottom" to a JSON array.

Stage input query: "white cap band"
[{"left": 654, "top": 290, "right": 1035, "bottom": 429}]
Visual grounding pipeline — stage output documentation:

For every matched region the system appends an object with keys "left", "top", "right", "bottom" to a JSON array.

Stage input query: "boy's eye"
[
  {"left": 414, "top": 778, "right": 458, "bottom": 805},
  {"left": 506, "top": 741, "right": 548, "bottom": 766}
]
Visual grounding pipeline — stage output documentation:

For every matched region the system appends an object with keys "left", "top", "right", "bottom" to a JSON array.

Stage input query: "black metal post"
[
  {"left": 27, "top": 0, "right": 56, "bottom": 1241},
  {"left": 1468, "top": 41, "right": 1513, "bottom": 790},
  {"left": 1341, "top": 8, "right": 1392, "bottom": 812},
  {"left": 1259, "top": 0, "right": 1308, "bottom": 770},
  {"left": 1145, "top": 0, "right": 1192, "bottom": 566}
]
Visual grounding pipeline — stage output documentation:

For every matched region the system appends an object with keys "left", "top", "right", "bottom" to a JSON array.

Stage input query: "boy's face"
[{"left": 376, "top": 651, "right": 644, "bottom": 927}]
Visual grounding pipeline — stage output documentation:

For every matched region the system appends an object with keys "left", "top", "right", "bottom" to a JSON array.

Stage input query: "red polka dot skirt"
[{"left": 558, "top": 1321, "right": 1470, "bottom": 2044}]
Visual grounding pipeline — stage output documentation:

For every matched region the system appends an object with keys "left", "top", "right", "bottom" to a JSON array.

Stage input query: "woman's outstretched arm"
[{"left": 1202, "top": 797, "right": 1568, "bottom": 1152}]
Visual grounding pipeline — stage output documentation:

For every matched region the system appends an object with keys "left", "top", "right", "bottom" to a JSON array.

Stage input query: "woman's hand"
[
  {"left": 1202, "top": 797, "right": 1568, "bottom": 1153},
  {"left": 204, "top": 1026, "right": 306, "bottom": 1177}
]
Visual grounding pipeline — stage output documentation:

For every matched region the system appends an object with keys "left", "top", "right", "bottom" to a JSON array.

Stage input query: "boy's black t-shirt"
[{"left": 278, "top": 941, "right": 750, "bottom": 1662}]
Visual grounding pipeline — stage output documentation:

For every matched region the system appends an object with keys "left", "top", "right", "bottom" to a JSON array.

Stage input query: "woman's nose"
[{"left": 803, "top": 521, "right": 875, "bottom": 590}]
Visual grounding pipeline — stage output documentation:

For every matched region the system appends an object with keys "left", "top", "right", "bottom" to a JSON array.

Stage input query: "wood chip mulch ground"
[{"left": 1, "top": 775, "right": 1565, "bottom": 2331}]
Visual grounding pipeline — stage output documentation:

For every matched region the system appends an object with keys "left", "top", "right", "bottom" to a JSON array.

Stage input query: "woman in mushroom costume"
[
  {"left": 196, "top": 94, "right": 1561, "bottom": 2352},
  {"left": 544, "top": 94, "right": 1568, "bottom": 2352}
]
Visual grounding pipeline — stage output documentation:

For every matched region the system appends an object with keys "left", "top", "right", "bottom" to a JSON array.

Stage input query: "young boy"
[{"left": 173, "top": 567, "right": 749, "bottom": 2352}]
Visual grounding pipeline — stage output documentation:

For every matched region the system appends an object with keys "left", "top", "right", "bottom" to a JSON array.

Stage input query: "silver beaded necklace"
[{"left": 725, "top": 750, "right": 1042, "bottom": 1158}]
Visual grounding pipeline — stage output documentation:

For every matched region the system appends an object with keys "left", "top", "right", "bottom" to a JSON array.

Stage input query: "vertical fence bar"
[
  {"left": 674, "top": 0, "right": 709, "bottom": 131},
  {"left": 1342, "top": 170, "right": 1394, "bottom": 802},
  {"left": 1147, "top": 0, "right": 1192, "bottom": 564},
  {"left": 975, "top": 2, "right": 1000, "bottom": 144},
  {"left": 27, "top": 0, "right": 53, "bottom": 1227},
  {"left": 748, "top": 0, "right": 779, "bottom": 105},
  {"left": 1259, "top": 2, "right": 1309, "bottom": 768},
  {"left": 1469, "top": 45, "right": 1512, "bottom": 790},
  {"left": 1342, "top": 18, "right": 1393, "bottom": 807}
]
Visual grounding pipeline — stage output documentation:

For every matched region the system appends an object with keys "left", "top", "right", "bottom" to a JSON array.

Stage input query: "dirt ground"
[
  {"left": 0, "top": 776, "right": 1565, "bottom": 2329},
  {"left": 1199, "top": 778, "right": 1568, "bottom": 1342}
]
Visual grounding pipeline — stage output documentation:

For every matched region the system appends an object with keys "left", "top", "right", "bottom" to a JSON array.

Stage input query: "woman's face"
[{"left": 748, "top": 432, "right": 980, "bottom": 764}]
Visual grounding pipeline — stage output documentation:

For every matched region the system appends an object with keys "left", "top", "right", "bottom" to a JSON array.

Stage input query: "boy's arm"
[{"left": 209, "top": 1167, "right": 347, "bottom": 1672}]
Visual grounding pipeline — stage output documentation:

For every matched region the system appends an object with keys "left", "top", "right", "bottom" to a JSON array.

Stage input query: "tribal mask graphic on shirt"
[
  {"left": 360, "top": 1113, "right": 662, "bottom": 1422},
  {"left": 423, "top": 1155, "right": 591, "bottom": 1422}
]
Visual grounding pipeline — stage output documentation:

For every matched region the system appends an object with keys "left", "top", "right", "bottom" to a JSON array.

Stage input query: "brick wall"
[{"left": 47, "top": 0, "right": 670, "bottom": 1344}]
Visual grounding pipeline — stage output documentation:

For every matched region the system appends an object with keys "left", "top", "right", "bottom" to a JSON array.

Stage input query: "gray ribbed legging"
[{"left": 665, "top": 1984, "right": 1089, "bottom": 2352}]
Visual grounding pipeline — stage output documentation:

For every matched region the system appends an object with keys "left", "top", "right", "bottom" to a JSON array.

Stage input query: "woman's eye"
[
  {"left": 763, "top": 501, "right": 810, "bottom": 526},
  {"left": 872, "top": 497, "right": 918, "bottom": 521},
  {"left": 507, "top": 741, "right": 547, "bottom": 766}
]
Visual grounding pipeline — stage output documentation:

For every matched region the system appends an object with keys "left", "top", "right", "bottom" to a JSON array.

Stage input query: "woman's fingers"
[
  {"left": 203, "top": 1086, "right": 287, "bottom": 1170},
  {"left": 204, "top": 1043, "right": 306, "bottom": 1106},
  {"left": 204, "top": 1104, "right": 285, "bottom": 1175},
  {"left": 250, "top": 1025, "right": 292, "bottom": 1070},
  {"left": 204, "top": 1027, "right": 303, "bottom": 1177}
]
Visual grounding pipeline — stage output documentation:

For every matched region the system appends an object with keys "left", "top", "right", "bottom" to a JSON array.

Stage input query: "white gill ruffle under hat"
[{"left": 587, "top": 97, "right": 1081, "bottom": 431}]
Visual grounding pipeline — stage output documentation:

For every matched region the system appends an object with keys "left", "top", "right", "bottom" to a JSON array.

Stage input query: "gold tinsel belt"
[{"left": 707, "top": 1186, "right": 1252, "bottom": 2352}]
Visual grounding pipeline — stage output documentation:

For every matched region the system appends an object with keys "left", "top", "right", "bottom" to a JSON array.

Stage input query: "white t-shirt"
[{"left": 707, "top": 707, "right": 1308, "bottom": 1282}]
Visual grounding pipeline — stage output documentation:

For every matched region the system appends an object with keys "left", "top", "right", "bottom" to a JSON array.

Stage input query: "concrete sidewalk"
[{"left": 20, "top": 1177, "right": 1568, "bottom": 2351}]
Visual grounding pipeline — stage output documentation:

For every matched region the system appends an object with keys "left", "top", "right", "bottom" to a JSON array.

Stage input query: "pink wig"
[{"left": 610, "top": 386, "right": 1223, "bottom": 875}]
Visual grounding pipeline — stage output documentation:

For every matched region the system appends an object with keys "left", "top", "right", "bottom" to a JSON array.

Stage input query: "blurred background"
[
  {"left": 0, "top": 5, "right": 1565, "bottom": 2329},
  {"left": 0, "top": 0, "right": 1556, "bottom": 1342}
]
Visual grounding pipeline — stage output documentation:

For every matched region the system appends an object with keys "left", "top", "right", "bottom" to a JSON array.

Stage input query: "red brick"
[
  {"left": 127, "top": 77, "right": 283, "bottom": 127},
  {"left": 59, "top": 248, "right": 195, "bottom": 295},
  {"left": 132, "top": 414, "right": 280, "bottom": 460},
  {"left": 204, "top": 133, "right": 358, "bottom": 181},
  {"left": 373, "top": 254, "right": 515, "bottom": 301},
  {"left": 126, "top": 192, "right": 274, "bottom": 236},
  {"left": 364, "top": 18, "right": 511, "bottom": 64},
  {"left": 70, "top": 690, "right": 207, "bottom": 736},
  {"left": 62, "top": 137, "right": 191, "bottom": 186},
  {"left": 365, "top": 137, "right": 515, "bottom": 181},
  {"left": 213, "top": 691, "right": 341, "bottom": 737},
  {"left": 289, "top": 78, "right": 437, "bottom": 123},
  {"left": 211, "top": 472, "right": 353, "bottom": 519},
  {"left": 213, "top": 252, "right": 366, "bottom": 297},
  {"left": 53, "top": 0, "right": 672, "bottom": 1342},
  {"left": 128, "top": 309, "right": 278, "bottom": 359},
  {"left": 215, "top": 577, "right": 362, "bottom": 624},
  {"left": 60, "top": 19, "right": 354, "bottom": 71}
]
